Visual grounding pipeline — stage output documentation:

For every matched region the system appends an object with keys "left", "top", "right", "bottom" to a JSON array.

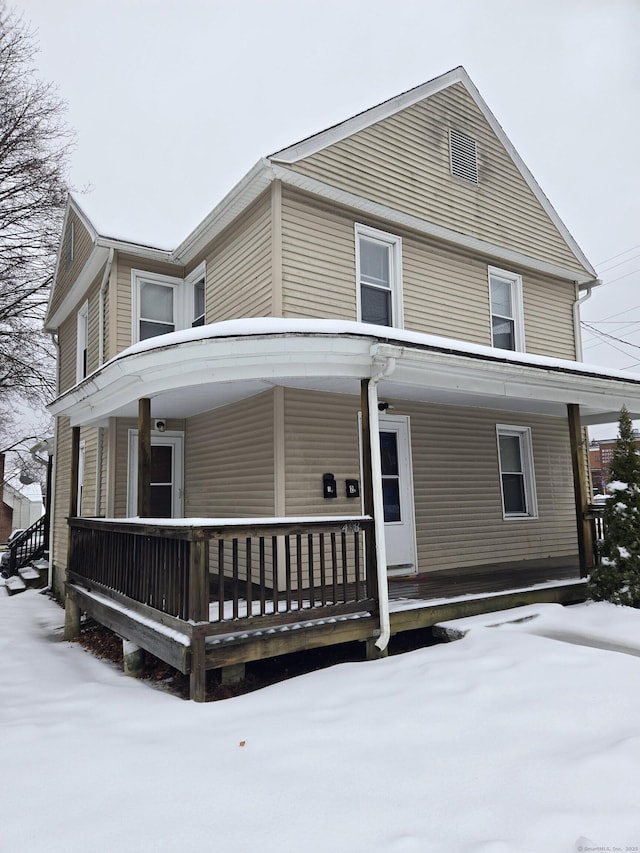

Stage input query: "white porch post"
[{"left": 366, "top": 377, "right": 391, "bottom": 653}]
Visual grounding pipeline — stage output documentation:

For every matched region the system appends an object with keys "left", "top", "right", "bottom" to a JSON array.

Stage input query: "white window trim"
[
  {"left": 488, "top": 266, "right": 525, "bottom": 352},
  {"left": 185, "top": 261, "right": 206, "bottom": 327},
  {"left": 355, "top": 223, "right": 403, "bottom": 329},
  {"left": 76, "top": 300, "right": 89, "bottom": 382},
  {"left": 496, "top": 424, "right": 538, "bottom": 520},
  {"left": 127, "top": 429, "right": 184, "bottom": 518},
  {"left": 131, "top": 269, "right": 184, "bottom": 344}
]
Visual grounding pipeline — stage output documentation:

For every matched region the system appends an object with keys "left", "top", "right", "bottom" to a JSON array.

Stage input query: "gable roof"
[
  {"left": 267, "top": 66, "right": 596, "bottom": 280},
  {"left": 47, "top": 68, "right": 599, "bottom": 331}
]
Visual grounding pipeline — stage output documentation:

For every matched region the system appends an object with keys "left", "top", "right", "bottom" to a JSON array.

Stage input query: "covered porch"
[{"left": 51, "top": 319, "right": 639, "bottom": 698}]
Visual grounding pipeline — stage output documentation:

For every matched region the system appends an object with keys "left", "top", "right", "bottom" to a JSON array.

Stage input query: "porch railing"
[
  {"left": 585, "top": 504, "right": 606, "bottom": 565},
  {"left": 67, "top": 516, "right": 375, "bottom": 633},
  {"left": 3, "top": 514, "right": 49, "bottom": 576}
]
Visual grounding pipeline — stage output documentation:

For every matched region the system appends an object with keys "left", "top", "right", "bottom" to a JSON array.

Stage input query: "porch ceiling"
[{"left": 49, "top": 319, "right": 640, "bottom": 427}]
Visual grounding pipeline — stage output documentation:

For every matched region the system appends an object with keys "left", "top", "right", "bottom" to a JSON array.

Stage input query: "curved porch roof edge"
[{"left": 48, "top": 318, "right": 640, "bottom": 428}]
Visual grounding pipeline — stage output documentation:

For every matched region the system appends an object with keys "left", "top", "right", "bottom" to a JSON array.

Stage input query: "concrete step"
[
  {"left": 18, "top": 564, "right": 43, "bottom": 587},
  {"left": 4, "top": 575, "right": 27, "bottom": 595}
]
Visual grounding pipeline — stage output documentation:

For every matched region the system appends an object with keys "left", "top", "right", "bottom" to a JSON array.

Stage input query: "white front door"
[
  {"left": 378, "top": 415, "right": 417, "bottom": 575},
  {"left": 127, "top": 431, "right": 184, "bottom": 518}
]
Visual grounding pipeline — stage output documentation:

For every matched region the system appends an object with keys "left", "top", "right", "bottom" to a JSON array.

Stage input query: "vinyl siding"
[
  {"left": 185, "top": 392, "right": 275, "bottom": 517},
  {"left": 393, "top": 399, "right": 577, "bottom": 571},
  {"left": 49, "top": 209, "right": 94, "bottom": 318},
  {"left": 204, "top": 192, "right": 273, "bottom": 322},
  {"left": 282, "top": 389, "right": 577, "bottom": 571},
  {"left": 284, "top": 82, "right": 587, "bottom": 277},
  {"left": 57, "top": 273, "right": 103, "bottom": 393},
  {"left": 283, "top": 388, "right": 361, "bottom": 515},
  {"left": 281, "top": 189, "right": 577, "bottom": 356}
]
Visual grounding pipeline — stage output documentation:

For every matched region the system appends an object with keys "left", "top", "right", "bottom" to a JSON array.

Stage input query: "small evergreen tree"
[{"left": 588, "top": 406, "right": 640, "bottom": 607}]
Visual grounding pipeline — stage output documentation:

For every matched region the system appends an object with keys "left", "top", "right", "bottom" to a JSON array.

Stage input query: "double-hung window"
[
  {"left": 496, "top": 425, "right": 537, "bottom": 518},
  {"left": 186, "top": 263, "right": 206, "bottom": 328},
  {"left": 489, "top": 267, "right": 524, "bottom": 352},
  {"left": 132, "top": 271, "right": 182, "bottom": 343},
  {"left": 356, "top": 224, "right": 403, "bottom": 328}
]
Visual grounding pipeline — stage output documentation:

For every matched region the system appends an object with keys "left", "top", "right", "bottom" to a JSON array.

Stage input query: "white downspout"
[
  {"left": 367, "top": 356, "right": 397, "bottom": 652},
  {"left": 573, "top": 278, "right": 601, "bottom": 362},
  {"left": 98, "top": 249, "right": 115, "bottom": 367}
]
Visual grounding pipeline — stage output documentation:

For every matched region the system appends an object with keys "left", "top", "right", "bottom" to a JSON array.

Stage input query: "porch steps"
[
  {"left": 433, "top": 604, "right": 553, "bottom": 641},
  {"left": 18, "top": 564, "right": 43, "bottom": 586},
  {"left": 4, "top": 575, "right": 27, "bottom": 595}
]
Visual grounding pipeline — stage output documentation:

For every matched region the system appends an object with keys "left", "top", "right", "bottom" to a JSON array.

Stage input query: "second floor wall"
[{"left": 56, "top": 182, "right": 579, "bottom": 396}]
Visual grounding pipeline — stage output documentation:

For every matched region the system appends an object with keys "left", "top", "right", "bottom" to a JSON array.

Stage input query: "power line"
[
  {"left": 581, "top": 321, "right": 640, "bottom": 353},
  {"left": 598, "top": 252, "right": 640, "bottom": 275},
  {"left": 595, "top": 244, "right": 640, "bottom": 266}
]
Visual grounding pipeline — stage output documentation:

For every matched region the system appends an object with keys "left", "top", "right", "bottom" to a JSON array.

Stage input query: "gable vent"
[{"left": 449, "top": 129, "right": 478, "bottom": 184}]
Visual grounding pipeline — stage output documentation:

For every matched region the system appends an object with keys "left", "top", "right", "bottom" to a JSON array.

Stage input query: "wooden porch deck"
[
  {"left": 387, "top": 555, "right": 581, "bottom": 602},
  {"left": 64, "top": 517, "right": 588, "bottom": 700}
]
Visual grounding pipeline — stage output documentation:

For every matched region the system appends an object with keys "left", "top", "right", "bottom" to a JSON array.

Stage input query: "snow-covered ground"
[{"left": 2, "top": 588, "right": 640, "bottom": 853}]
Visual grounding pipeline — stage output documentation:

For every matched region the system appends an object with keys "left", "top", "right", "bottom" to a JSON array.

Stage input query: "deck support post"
[
  {"left": 567, "top": 403, "right": 594, "bottom": 577},
  {"left": 137, "top": 398, "right": 151, "bottom": 518},
  {"left": 190, "top": 631, "right": 207, "bottom": 702},
  {"left": 122, "top": 640, "right": 145, "bottom": 677},
  {"left": 64, "top": 595, "right": 81, "bottom": 640}
]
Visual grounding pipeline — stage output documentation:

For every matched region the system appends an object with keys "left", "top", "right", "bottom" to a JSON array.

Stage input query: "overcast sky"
[{"left": 15, "top": 0, "right": 640, "bottom": 429}]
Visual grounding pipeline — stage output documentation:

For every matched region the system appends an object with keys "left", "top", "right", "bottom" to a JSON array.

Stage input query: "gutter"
[
  {"left": 367, "top": 355, "right": 397, "bottom": 652},
  {"left": 573, "top": 278, "right": 601, "bottom": 361}
]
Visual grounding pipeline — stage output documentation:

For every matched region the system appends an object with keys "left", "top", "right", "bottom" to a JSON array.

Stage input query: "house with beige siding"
[{"left": 43, "top": 67, "right": 640, "bottom": 698}]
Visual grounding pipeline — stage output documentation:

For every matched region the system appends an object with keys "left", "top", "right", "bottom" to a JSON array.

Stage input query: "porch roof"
[{"left": 49, "top": 318, "right": 640, "bottom": 427}]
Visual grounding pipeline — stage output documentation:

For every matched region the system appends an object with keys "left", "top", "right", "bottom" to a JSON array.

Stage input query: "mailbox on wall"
[
  {"left": 322, "top": 473, "right": 337, "bottom": 499},
  {"left": 345, "top": 479, "right": 360, "bottom": 499}
]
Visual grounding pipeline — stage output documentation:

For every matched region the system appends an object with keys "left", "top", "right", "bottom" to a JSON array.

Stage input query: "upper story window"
[
  {"left": 76, "top": 300, "right": 88, "bottom": 381},
  {"left": 186, "top": 263, "right": 206, "bottom": 328},
  {"left": 488, "top": 267, "right": 524, "bottom": 352},
  {"left": 355, "top": 224, "right": 403, "bottom": 328},
  {"left": 496, "top": 425, "right": 537, "bottom": 519},
  {"left": 132, "top": 264, "right": 206, "bottom": 344},
  {"left": 449, "top": 129, "right": 478, "bottom": 184}
]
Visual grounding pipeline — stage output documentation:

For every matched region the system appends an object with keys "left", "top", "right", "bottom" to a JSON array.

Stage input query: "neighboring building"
[
  {"left": 589, "top": 437, "right": 640, "bottom": 494},
  {"left": 43, "top": 67, "right": 640, "bottom": 694},
  {"left": 1, "top": 454, "right": 45, "bottom": 543}
]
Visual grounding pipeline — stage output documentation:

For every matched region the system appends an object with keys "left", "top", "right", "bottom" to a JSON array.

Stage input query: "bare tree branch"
[{"left": 0, "top": 2, "right": 72, "bottom": 409}]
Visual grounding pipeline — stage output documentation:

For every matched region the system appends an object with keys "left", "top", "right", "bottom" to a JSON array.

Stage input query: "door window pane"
[
  {"left": 380, "top": 432, "right": 399, "bottom": 476},
  {"left": 382, "top": 479, "right": 401, "bottom": 523},
  {"left": 151, "top": 445, "right": 173, "bottom": 482},
  {"left": 150, "top": 485, "right": 173, "bottom": 518}
]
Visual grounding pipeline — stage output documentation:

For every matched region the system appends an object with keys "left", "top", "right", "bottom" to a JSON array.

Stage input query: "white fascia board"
[
  {"left": 172, "top": 160, "right": 274, "bottom": 264},
  {"left": 48, "top": 334, "right": 374, "bottom": 426},
  {"left": 272, "top": 165, "right": 592, "bottom": 284},
  {"left": 46, "top": 195, "right": 100, "bottom": 327},
  {"left": 269, "top": 67, "right": 465, "bottom": 163},
  {"left": 45, "top": 244, "right": 110, "bottom": 331},
  {"left": 374, "top": 342, "right": 640, "bottom": 419}
]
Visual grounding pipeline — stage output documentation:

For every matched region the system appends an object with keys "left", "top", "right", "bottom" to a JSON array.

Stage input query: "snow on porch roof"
[{"left": 49, "top": 318, "right": 640, "bottom": 428}]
